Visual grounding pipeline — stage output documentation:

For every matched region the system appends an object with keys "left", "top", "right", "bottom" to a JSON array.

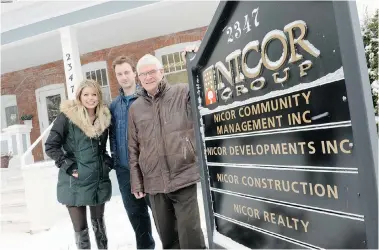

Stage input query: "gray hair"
[{"left": 136, "top": 54, "right": 163, "bottom": 74}]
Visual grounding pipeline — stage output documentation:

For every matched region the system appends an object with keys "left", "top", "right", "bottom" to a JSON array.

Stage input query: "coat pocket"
[
  {"left": 77, "top": 163, "right": 94, "bottom": 183},
  {"left": 185, "top": 137, "right": 195, "bottom": 156},
  {"left": 175, "top": 136, "right": 196, "bottom": 171},
  {"left": 184, "top": 137, "right": 196, "bottom": 163},
  {"left": 69, "top": 176, "right": 79, "bottom": 191}
]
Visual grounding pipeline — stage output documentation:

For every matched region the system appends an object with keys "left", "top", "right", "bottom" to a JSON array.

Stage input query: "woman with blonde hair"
[{"left": 45, "top": 79, "right": 113, "bottom": 249}]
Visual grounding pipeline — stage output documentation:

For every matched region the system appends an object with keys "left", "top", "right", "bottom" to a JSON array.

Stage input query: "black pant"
[
  {"left": 149, "top": 184, "right": 206, "bottom": 249},
  {"left": 116, "top": 167, "right": 155, "bottom": 249},
  {"left": 67, "top": 204, "right": 105, "bottom": 232}
]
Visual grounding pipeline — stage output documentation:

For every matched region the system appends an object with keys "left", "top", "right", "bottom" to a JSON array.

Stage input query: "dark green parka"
[{"left": 45, "top": 100, "right": 113, "bottom": 206}]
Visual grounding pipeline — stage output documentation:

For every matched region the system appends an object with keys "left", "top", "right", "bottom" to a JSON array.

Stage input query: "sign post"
[{"left": 187, "top": 1, "right": 378, "bottom": 249}]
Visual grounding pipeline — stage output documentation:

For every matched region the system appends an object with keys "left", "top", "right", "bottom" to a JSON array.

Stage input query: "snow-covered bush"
[{"left": 361, "top": 9, "right": 378, "bottom": 116}]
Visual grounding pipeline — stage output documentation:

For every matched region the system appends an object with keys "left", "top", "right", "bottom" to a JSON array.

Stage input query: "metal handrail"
[{"left": 21, "top": 121, "right": 54, "bottom": 167}]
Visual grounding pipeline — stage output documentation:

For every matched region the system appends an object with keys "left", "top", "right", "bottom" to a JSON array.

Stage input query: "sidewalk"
[{"left": 0, "top": 183, "right": 208, "bottom": 249}]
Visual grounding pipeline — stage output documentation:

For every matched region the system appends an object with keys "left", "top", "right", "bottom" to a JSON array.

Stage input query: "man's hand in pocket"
[{"left": 134, "top": 192, "right": 146, "bottom": 199}]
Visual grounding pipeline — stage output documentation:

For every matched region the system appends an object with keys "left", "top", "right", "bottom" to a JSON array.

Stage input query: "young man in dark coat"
[
  {"left": 128, "top": 52, "right": 206, "bottom": 249},
  {"left": 109, "top": 56, "right": 155, "bottom": 249},
  {"left": 45, "top": 79, "right": 113, "bottom": 249}
]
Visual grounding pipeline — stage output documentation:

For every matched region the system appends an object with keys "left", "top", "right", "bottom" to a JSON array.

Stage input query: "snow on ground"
[{"left": 0, "top": 185, "right": 208, "bottom": 250}]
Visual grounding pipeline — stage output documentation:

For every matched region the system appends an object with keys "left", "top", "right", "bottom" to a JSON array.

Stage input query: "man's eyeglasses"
[{"left": 138, "top": 69, "right": 159, "bottom": 78}]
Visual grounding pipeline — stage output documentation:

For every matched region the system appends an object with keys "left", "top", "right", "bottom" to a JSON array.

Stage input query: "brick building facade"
[{"left": 1, "top": 26, "right": 207, "bottom": 161}]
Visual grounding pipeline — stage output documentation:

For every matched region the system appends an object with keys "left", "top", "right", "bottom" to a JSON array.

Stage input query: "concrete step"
[
  {"left": 2, "top": 181, "right": 24, "bottom": 192},
  {"left": 1, "top": 188, "right": 25, "bottom": 204},
  {"left": 1, "top": 196, "right": 26, "bottom": 206},
  {"left": 1, "top": 174, "right": 24, "bottom": 188},
  {"left": 1, "top": 168, "right": 23, "bottom": 182},
  {"left": 1, "top": 220, "right": 30, "bottom": 233},
  {"left": 6, "top": 175, "right": 24, "bottom": 184},
  {"left": 1, "top": 201, "right": 27, "bottom": 215},
  {"left": 0, "top": 212, "right": 29, "bottom": 223},
  {"left": 1, "top": 185, "right": 25, "bottom": 194}
]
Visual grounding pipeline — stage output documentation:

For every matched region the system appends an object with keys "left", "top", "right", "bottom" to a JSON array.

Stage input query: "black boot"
[
  {"left": 75, "top": 228, "right": 91, "bottom": 249},
  {"left": 91, "top": 217, "right": 108, "bottom": 249}
]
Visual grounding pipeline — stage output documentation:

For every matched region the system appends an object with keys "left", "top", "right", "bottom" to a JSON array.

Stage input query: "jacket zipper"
[
  {"left": 92, "top": 138, "right": 100, "bottom": 204},
  {"left": 91, "top": 139, "right": 95, "bottom": 153},
  {"left": 153, "top": 97, "right": 168, "bottom": 193},
  {"left": 118, "top": 99, "right": 126, "bottom": 159},
  {"left": 99, "top": 139, "right": 103, "bottom": 180}
]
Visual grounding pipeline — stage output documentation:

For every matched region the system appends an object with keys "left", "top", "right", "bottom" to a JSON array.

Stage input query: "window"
[
  {"left": 46, "top": 94, "right": 61, "bottom": 124},
  {"left": 82, "top": 61, "right": 111, "bottom": 104},
  {"left": 1, "top": 95, "right": 18, "bottom": 129},
  {"left": 5, "top": 106, "right": 18, "bottom": 126},
  {"left": 162, "top": 52, "right": 188, "bottom": 84},
  {"left": 155, "top": 41, "right": 201, "bottom": 85}
]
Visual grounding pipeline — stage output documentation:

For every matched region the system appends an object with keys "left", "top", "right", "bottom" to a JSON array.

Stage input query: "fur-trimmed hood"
[{"left": 60, "top": 100, "right": 111, "bottom": 138}]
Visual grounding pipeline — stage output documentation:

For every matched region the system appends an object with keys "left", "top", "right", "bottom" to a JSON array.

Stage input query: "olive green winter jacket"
[{"left": 45, "top": 100, "right": 113, "bottom": 206}]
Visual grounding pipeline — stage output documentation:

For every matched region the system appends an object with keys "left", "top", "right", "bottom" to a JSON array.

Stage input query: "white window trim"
[
  {"left": 35, "top": 83, "right": 64, "bottom": 93},
  {"left": 81, "top": 61, "right": 108, "bottom": 75},
  {"left": 81, "top": 61, "right": 111, "bottom": 101},
  {"left": 154, "top": 41, "right": 201, "bottom": 73},
  {"left": 1, "top": 95, "right": 18, "bottom": 129}
]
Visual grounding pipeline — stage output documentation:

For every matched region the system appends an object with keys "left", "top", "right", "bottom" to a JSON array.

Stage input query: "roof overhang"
[{"left": 1, "top": 0, "right": 219, "bottom": 74}]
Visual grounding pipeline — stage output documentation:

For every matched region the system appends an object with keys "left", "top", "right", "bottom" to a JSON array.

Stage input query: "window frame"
[
  {"left": 154, "top": 41, "right": 201, "bottom": 78},
  {"left": 81, "top": 61, "right": 111, "bottom": 103},
  {"left": 1, "top": 95, "right": 18, "bottom": 129}
]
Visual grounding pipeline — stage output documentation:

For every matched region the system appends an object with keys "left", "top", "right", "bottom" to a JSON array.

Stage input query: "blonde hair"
[
  {"left": 75, "top": 79, "right": 108, "bottom": 132},
  {"left": 136, "top": 54, "right": 163, "bottom": 74}
]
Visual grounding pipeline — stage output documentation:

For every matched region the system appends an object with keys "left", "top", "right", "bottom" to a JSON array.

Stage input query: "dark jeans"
[
  {"left": 115, "top": 167, "right": 155, "bottom": 249},
  {"left": 149, "top": 184, "right": 206, "bottom": 249}
]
